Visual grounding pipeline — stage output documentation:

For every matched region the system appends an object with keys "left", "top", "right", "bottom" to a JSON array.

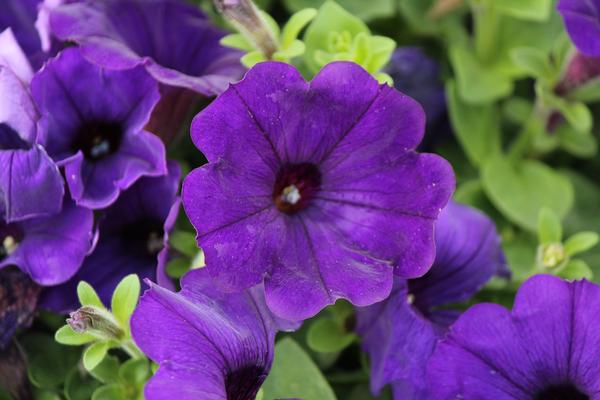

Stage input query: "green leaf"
[
  {"left": 77, "top": 281, "right": 105, "bottom": 309},
  {"left": 111, "top": 274, "right": 140, "bottom": 328},
  {"left": 118, "top": 359, "right": 150, "bottom": 387},
  {"left": 90, "top": 355, "right": 120, "bottom": 384},
  {"left": 64, "top": 368, "right": 101, "bottom": 400},
  {"left": 569, "top": 78, "right": 600, "bottom": 102},
  {"left": 510, "top": 47, "right": 553, "bottom": 80},
  {"left": 564, "top": 232, "right": 600, "bottom": 257},
  {"left": 495, "top": 0, "right": 552, "bottom": 21},
  {"left": 558, "top": 124, "right": 598, "bottom": 159},
  {"left": 538, "top": 208, "right": 562, "bottom": 245},
  {"left": 281, "top": 8, "right": 317, "bottom": 49},
  {"left": 446, "top": 80, "right": 501, "bottom": 166},
  {"left": 482, "top": 156, "right": 574, "bottom": 232},
  {"left": 55, "top": 325, "right": 96, "bottom": 346},
  {"left": 261, "top": 338, "right": 337, "bottom": 400},
  {"left": 304, "top": 1, "right": 369, "bottom": 73},
  {"left": 166, "top": 257, "right": 191, "bottom": 279},
  {"left": 219, "top": 34, "right": 254, "bottom": 52},
  {"left": 538, "top": 86, "right": 592, "bottom": 133},
  {"left": 23, "top": 334, "right": 80, "bottom": 389},
  {"left": 283, "top": 0, "right": 395, "bottom": 21},
  {"left": 559, "top": 259, "right": 594, "bottom": 280},
  {"left": 83, "top": 342, "right": 109, "bottom": 372},
  {"left": 307, "top": 318, "right": 357, "bottom": 353},
  {"left": 91, "top": 384, "right": 127, "bottom": 400},
  {"left": 450, "top": 46, "right": 513, "bottom": 103},
  {"left": 241, "top": 51, "right": 268, "bottom": 68}
]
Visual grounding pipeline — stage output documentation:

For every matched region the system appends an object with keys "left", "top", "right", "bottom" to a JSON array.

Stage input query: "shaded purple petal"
[
  {"left": 558, "top": 0, "right": 600, "bottom": 55},
  {"left": 32, "top": 47, "right": 166, "bottom": 209},
  {"left": 0, "top": 29, "right": 34, "bottom": 83},
  {"left": 131, "top": 269, "right": 287, "bottom": 400},
  {"left": 49, "top": 0, "right": 244, "bottom": 95},
  {"left": 0, "top": 66, "right": 36, "bottom": 145},
  {"left": 1, "top": 199, "right": 94, "bottom": 286},
  {"left": 427, "top": 275, "right": 600, "bottom": 399},
  {"left": 0, "top": 146, "right": 63, "bottom": 222},
  {"left": 0, "top": 0, "right": 47, "bottom": 69}
]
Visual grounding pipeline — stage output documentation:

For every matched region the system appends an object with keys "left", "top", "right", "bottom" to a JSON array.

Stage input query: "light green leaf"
[
  {"left": 510, "top": 47, "right": 554, "bottom": 80},
  {"left": 538, "top": 85, "right": 593, "bottom": 133},
  {"left": 261, "top": 338, "right": 337, "bottom": 400},
  {"left": 77, "top": 281, "right": 105, "bottom": 309},
  {"left": 538, "top": 208, "right": 562, "bottom": 245},
  {"left": 307, "top": 318, "right": 357, "bottom": 353},
  {"left": 281, "top": 8, "right": 317, "bottom": 49},
  {"left": 446, "top": 80, "right": 501, "bottom": 166},
  {"left": 495, "top": 0, "right": 552, "bottom": 21},
  {"left": 558, "top": 124, "right": 598, "bottom": 158},
  {"left": 241, "top": 51, "right": 268, "bottom": 68},
  {"left": 169, "top": 230, "right": 198, "bottom": 258},
  {"left": 450, "top": 46, "right": 513, "bottom": 103},
  {"left": 166, "top": 257, "right": 191, "bottom": 279},
  {"left": 83, "top": 342, "right": 109, "bottom": 372},
  {"left": 569, "top": 78, "right": 600, "bottom": 102},
  {"left": 565, "top": 232, "right": 600, "bottom": 257},
  {"left": 219, "top": 34, "right": 254, "bottom": 52},
  {"left": 111, "top": 274, "right": 140, "bottom": 328},
  {"left": 55, "top": 325, "right": 96, "bottom": 346},
  {"left": 91, "top": 384, "right": 127, "bottom": 400},
  {"left": 482, "top": 156, "right": 574, "bottom": 232},
  {"left": 559, "top": 259, "right": 594, "bottom": 280},
  {"left": 283, "top": 0, "right": 395, "bottom": 21}
]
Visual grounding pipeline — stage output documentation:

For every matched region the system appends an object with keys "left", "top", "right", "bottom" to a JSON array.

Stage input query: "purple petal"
[
  {"left": 0, "top": 66, "right": 36, "bottom": 145},
  {"left": 0, "top": 29, "right": 34, "bottom": 83},
  {"left": 558, "top": 0, "right": 600, "bottom": 55}
]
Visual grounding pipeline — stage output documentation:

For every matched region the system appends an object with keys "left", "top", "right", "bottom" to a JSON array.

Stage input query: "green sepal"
[
  {"left": 220, "top": 34, "right": 254, "bottom": 52},
  {"left": 77, "top": 281, "right": 105, "bottom": 309},
  {"left": 111, "top": 274, "right": 141, "bottom": 329},
  {"left": 537, "top": 207, "right": 562, "bottom": 245},
  {"left": 83, "top": 342, "right": 110, "bottom": 372},
  {"left": 55, "top": 325, "right": 96, "bottom": 346},
  {"left": 559, "top": 259, "right": 594, "bottom": 280}
]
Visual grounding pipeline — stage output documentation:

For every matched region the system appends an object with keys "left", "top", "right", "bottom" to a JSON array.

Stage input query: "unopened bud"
[
  {"left": 67, "top": 306, "right": 123, "bottom": 340},
  {"left": 213, "top": 0, "right": 278, "bottom": 59},
  {"left": 538, "top": 243, "right": 567, "bottom": 269}
]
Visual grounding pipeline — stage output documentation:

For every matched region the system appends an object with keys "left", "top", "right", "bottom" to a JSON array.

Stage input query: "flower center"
[
  {"left": 72, "top": 120, "right": 123, "bottom": 161},
  {"left": 273, "top": 163, "right": 321, "bottom": 215},
  {"left": 224, "top": 364, "right": 266, "bottom": 400},
  {"left": 121, "top": 219, "right": 165, "bottom": 258},
  {"left": 534, "top": 383, "right": 589, "bottom": 400},
  {"left": 0, "top": 224, "right": 23, "bottom": 261}
]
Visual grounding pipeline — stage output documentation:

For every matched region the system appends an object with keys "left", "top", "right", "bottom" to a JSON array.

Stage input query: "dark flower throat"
[
  {"left": 534, "top": 383, "right": 589, "bottom": 400},
  {"left": 72, "top": 120, "right": 123, "bottom": 161},
  {"left": 225, "top": 365, "right": 266, "bottom": 400},
  {"left": 121, "top": 219, "right": 165, "bottom": 258},
  {"left": 273, "top": 163, "right": 321, "bottom": 215}
]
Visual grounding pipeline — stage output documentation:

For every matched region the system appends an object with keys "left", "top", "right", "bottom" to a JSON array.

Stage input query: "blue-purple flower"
[
  {"left": 131, "top": 268, "right": 297, "bottom": 400},
  {"left": 0, "top": 65, "right": 64, "bottom": 222},
  {"left": 427, "top": 275, "right": 600, "bottom": 400},
  {"left": 182, "top": 61, "right": 455, "bottom": 321},
  {"left": 41, "top": 162, "right": 180, "bottom": 312},
  {"left": 558, "top": 0, "right": 600, "bottom": 56},
  {"left": 31, "top": 47, "right": 167, "bottom": 209},
  {"left": 357, "top": 202, "right": 507, "bottom": 399}
]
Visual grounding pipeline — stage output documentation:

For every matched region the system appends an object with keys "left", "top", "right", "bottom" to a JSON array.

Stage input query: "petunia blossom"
[
  {"left": 41, "top": 162, "right": 180, "bottom": 312},
  {"left": 558, "top": 0, "right": 600, "bottom": 56},
  {"left": 182, "top": 61, "right": 455, "bottom": 321},
  {"left": 31, "top": 47, "right": 167, "bottom": 209},
  {"left": 0, "top": 0, "right": 47, "bottom": 70},
  {"left": 0, "top": 198, "right": 94, "bottom": 286},
  {"left": 357, "top": 202, "right": 507, "bottom": 399},
  {"left": 0, "top": 65, "right": 64, "bottom": 222},
  {"left": 48, "top": 0, "right": 245, "bottom": 142},
  {"left": 427, "top": 274, "right": 600, "bottom": 400},
  {"left": 131, "top": 268, "right": 297, "bottom": 400}
]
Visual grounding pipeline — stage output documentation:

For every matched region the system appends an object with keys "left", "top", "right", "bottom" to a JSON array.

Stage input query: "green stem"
[
  {"left": 508, "top": 106, "right": 545, "bottom": 162},
  {"left": 122, "top": 340, "right": 145, "bottom": 360},
  {"left": 472, "top": 0, "right": 498, "bottom": 64}
]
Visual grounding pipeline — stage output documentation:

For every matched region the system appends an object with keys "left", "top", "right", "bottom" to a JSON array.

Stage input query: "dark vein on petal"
[
  {"left": 298, "top": 215, "right": 333, "bottom": 302},
  {"left": 197, "top": 205, "right": 272, "bottom": 239}
]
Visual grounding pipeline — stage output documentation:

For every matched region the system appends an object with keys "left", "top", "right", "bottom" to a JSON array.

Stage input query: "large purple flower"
[
  {"left": 31, "top": 47, "right": 167, "bottom": 209},
  {"left": 558, "top": 0, "right": 600, "bottom": 56},
  {"left": 357, "top": 202, "right": 507, "bottom": 399},
  {"left": 427, "top": 275, "right": 600, "bottom": 400},
  {"left": 0, "top": 65, "right": 64, "bottom": 222},
  {"left": 0, "top": 198, "right": 94, "bottom": 286},
  {"left": 41, "top": 163, "right": 180, "bottom": 312},
  {"left": 131, "top": 268, "right": 296, "bottom": 400},
  {"left": 182, "top": 61, "right": 455, "bottom": 321}
]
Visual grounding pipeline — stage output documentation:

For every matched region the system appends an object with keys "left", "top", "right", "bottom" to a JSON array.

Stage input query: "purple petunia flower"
[
  {"left": 558, "top": 0, "right": 600, "bottom": 56},
  {"left": 131, "top": 268, "right": 297, "bottom": 400},
  {"left": 385, "top": 48, "right": 446, "bottom": 132},
  {"left": 48, "top": 0, "right": 244, "bottom": 142},
  {"left": 0, "top": 65, "right": 64, "bottom": 222},
  {"left": 182, "top": 61, "right": 455, "bottom": 321},
  {"left": 357, "top": 202, "right": 507, "bottom": 399},
  {"left": 0, "top": 0, "right": 47, "bottom": 70},
  {"left": 0, "top": 197, "right": 94, "bottom": 286},
  {"left": 41, "top": 162, "right": 180, "bottom": 312},
  {"left": 31, "top": 47, "right": 167, "bottom": 209},
  {"left": 427, "top": 274, "right": 600, "bottom": 400}
]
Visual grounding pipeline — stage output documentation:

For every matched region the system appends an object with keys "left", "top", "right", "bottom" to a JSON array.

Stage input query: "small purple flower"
[
  {"left": 0, "top": 198, "right": 94, "bottom": 286},
  {"left": 131, "top": 268, "right": 296, "bottom": 400},
  {"left": 427, "top": 274, "right": 600, "bottom": 400},
  {"left": 558, "top": 0, "right": 600, "bottom": 56},
  {"left": 0, "top": 65, "right": 64, "bottom": 222},
  {"left": 31, "top": 47, "right": 167, "bottom": 209},
  {"left": 41, "top": 163, "right": 180, "bottom": 312},
  {"left": 386, "top": 48, "right": 446, "bottom": 131},
  {"left": 357, "top": 202, "right": 507, "bottom": 399},
  {"left": 49, "top": 0, "right": 243, "bottom": 96},
  {"left": 182, "top": 61, "right": 455, "bottom": 321}
]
